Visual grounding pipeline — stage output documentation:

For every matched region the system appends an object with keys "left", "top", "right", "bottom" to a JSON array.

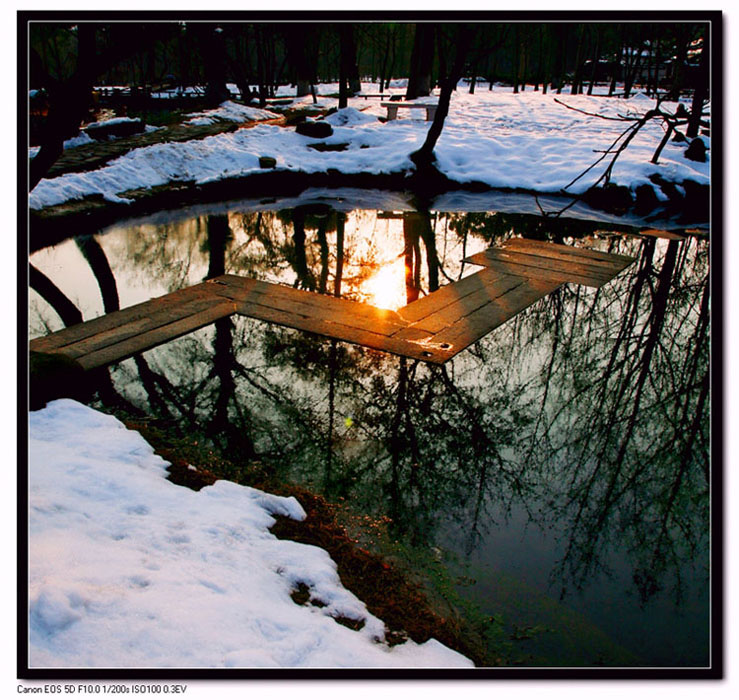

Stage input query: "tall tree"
[
  {"left": 586, "top": 26, "right": 602, "bottom": 95},
  {"left": 409, "top": 25, "right": 473, "bottom": 173},
  {"left": 195, "top": 24, "right": 230, "bottom": 105},
  {"left": 284, "top": 24, "right": 320, "bottom": 97},
  {"left": 687, "top": 27, "right": 709, "bottom": 138},
  {"left": 378, "top": 24, "right": 398, "bottom": 92},
  {"left": 338, "top": 24, "right": 360, "bottom": 108},
  {"left": 29, "top": 23, "right": 175, "bottom": 191},
  {"left": 29, "top": 24, "right": 95, "bottom": 192},
  {"left": 609, "top": 26, "right": 625, "bottom": 96},
  {"left": 570, "top": 24, "right": 587, "bottom": 94},
  {"left": 406, "top": 24, "right": 435, "bottom": 99},
  {"left": 667, "top": 25, "right": 696, "bottom": 101}
]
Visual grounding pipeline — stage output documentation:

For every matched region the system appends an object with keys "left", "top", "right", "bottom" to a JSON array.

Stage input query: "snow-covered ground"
[
  {"left": 184, "top": 101, "right": 279, "bottom": 126},
  {"left": 28, "top": 82, "right": 709, "bottom": 210},
  {"left": 28, "top": 399, "right": 472, "bottom": 669}
]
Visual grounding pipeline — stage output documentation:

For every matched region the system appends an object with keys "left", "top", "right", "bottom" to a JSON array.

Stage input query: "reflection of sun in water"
[{"left": 362, "top": 257, "right": 408, "bottom": 310}]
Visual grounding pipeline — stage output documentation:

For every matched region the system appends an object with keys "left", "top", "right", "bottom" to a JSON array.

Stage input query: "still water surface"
[{"left": 29, "top": 197, "right": 711, "bottom": 667}]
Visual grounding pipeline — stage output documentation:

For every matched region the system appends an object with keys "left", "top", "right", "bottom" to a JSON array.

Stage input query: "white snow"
[
  {"left": 28, "top": 83, "right": 710, "bottom": 211},
  {"left": 86, "top": 116, "right": 142, "bottom": 129},
  {"left": 28, "top": 399, "right": 472, "bottom": 669},
  {"left": 184, "top": 100, "right": 279, "bottom": 126}
]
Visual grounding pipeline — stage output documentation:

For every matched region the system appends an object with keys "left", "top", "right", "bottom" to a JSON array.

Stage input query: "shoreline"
[{"left": 28, "top": 168, "right": 709, "bottom": 252}]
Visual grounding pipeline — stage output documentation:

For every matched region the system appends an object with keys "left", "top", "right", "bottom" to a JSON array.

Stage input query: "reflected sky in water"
[{"left": 28, "top": 203, "right": 711, "bottom": 667}]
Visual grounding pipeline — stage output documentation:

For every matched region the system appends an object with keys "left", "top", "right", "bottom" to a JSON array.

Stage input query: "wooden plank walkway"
[
  {"left": 29, "top": 281, "right": 237, "bottom": 370},
  {"left": 29, "top": 239, "right": 635, "bottom": 369},
  {"left": 464, "top": 238, "right": 634, "bottom": 288}
]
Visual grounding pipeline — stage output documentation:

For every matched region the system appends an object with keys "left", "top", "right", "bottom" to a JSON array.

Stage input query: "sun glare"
[{"left": 362, "top": 257, "right": 407, "bottom": 311}]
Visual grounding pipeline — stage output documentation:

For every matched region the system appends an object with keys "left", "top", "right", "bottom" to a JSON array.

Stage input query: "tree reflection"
[
  {"left": 29, "top": 205, "right": 710, "bottom": 616},
  {"left": 235, "top": 215, "right": 710, "bottom": 609},
  {"left": 29, "top": 263, "right": 83, "bottom": 327},
  {"left": 515, "top": 236, "right": 710, "bottom": 604}
]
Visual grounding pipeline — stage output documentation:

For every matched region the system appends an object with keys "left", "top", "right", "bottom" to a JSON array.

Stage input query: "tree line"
[
  {"left": 28, "top": 21, "right": 711, "bottom": 188},
  {"left": 31, "top": 21, "right": 709, "bottom": 101}
]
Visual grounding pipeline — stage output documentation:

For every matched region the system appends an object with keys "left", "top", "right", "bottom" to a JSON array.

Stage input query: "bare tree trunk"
[
  {"left": 667, "top": 26, "right": 693, "bottom": 100},
  {"left": 29, "top": 264, "right": 83, "bottom": 327},
  {"left": 285, "top": 24, "right": 319, "bottom": 98},
  {"left": 29, "top": 25, "right": 95, "bottom": 191},
  {"left": 379, "top": 26, "right": 392, "bottom": 92},
  {"left": 687, "top": 28, "right": 709, "bottom": 138},
  {"left": 570, "top": 25, "right": 587, "bottom": 94},
  {"left": 290, "top": 208, "right": 316, "bottom": 291},
  {"left": 587, "top": 27, "right": 601, "bottom": 95},
  {"left": 409, "top": 25, "right": 472, "bottom": 172},
  {"left": 556, "top": 27, "right": 567, "bottom": 94},
  {"left": 609, "top": 29, "right": 624, "bottom": 96},
  {"left": 338, "top": 30, "right": 348, "bottom": 110},
  {"left": 76, "top": 236, "right": 119, "bottom": 313},
  {"left": 406, "top": 24, "right": 434, "bottom": 99},
  {"left": 534, "top": 25, "right": 544, "bottom": 91},
  {"left": 403, "top": 214, "right": 422, "bottom": 303},
  {"left": 513, "top": 26, "right": 520, "bottom": 94},
  {"left": 194, "top": 24, "right": 231, "bottom": 106}
]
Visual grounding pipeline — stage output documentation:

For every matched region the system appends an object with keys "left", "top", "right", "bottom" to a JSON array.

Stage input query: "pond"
[{"left": 28, "top": 190, "right": 711, "bottom": 668}]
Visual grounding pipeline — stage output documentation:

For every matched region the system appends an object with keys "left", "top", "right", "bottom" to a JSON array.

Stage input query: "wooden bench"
[{"left": 381, "top": 101, "right": 438, "bottom": 121}]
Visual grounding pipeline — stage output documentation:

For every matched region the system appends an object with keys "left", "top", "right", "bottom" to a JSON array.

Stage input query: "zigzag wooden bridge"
[{"left": 29, "top": 239, "right": 635, "bottom": 369}]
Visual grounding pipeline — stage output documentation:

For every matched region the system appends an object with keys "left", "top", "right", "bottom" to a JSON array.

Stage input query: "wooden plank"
[
  {"left": 477, "top": 247, "right": 619, "bottom": 281},
  {"left": 390, "top": 326, "right": 435, "bottom": 342},
  {"left": 226, "top": 298, "right": 453, "bottom": 364},
  {"left": 210, "top": 276, "right": 410, "bottom": 337},
  {"left": 29, "top": 281, "right": 220, "bottom": 353},
  {"left": 33, "top": 238, "right": 621, "bottom": 369},
  {"left": 42, "top": 296, "right": 226, "bottom": 360},
  {"left": 398, "top": 268, "right": 509, "bottom": 323},
  {"left": 465, "top": 250, "right": 612, "bottom": 288},
  {"left": 428, "top": 278, "right": 562, "bottom": 349},
  {"left": 393, "top": 275, "right": 526, "bottom": 337},
  {"left": 233, "top": 291, "right": 410, "bottom": 339},
  {"left": 502, "top": 238, "right": 635, "bottom": 268},
  {"left": 210, "top": 275, "right": 407, "bottom": 332},
  {"left": 75, "top": 302, "right": 236, "bottom": 370}
]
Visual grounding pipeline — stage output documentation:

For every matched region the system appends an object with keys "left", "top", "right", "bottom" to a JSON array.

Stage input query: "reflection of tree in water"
[
  {"left": 528, "top": 236, "right": 710, "bottom": 604},
  {"left": 246, "top": 219, "right": 710, "bottom": 606},
  {"left": 113, "top": 216, "right": 210, "bottom": 291},
  {"left": 31, "top": 206, "right": 709, "bottom": 608}
]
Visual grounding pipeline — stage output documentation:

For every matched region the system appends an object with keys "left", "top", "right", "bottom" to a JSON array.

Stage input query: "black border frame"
[{"left": 18, "top": 9, "right": 724, "bottom": 681}]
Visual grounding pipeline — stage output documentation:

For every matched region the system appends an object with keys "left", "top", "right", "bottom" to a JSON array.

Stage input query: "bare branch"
[{"left": 554, "top": 97, "right": 634, "bottom": 122}]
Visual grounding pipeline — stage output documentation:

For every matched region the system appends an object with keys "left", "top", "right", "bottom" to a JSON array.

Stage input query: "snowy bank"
[
  {"left": 184, "top": 101, "right": 279, "bottom": 126},
  {"left": 28, "top": 400, "right": 472, "bottom": 669},
  {"left": 28, "top": 86, "right": 709, "bottom": 213}
]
